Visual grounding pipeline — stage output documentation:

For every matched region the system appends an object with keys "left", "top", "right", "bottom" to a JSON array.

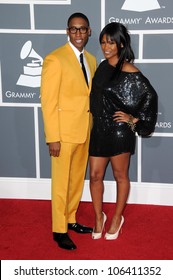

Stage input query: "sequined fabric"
[{"left": 89, "top": 60, "right": 158, "bottom": 157}]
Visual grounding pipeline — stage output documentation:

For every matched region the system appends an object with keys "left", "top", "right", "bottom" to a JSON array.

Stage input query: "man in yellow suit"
[{"left": 41, "top": 12, "right": 96, "bottom": 250}]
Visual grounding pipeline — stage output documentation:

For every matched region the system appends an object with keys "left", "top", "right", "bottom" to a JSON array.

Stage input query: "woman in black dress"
[{"left": 89, "top": 22, "right": 158, "bottom": 240}]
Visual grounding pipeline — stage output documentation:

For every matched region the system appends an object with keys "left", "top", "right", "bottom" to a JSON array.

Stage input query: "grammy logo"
[
  {"left": 121, "top": 0, "right": 161, "bottom": 12},
  {"left": 16, "top": 40, "right": 43, "bottom": 88}
]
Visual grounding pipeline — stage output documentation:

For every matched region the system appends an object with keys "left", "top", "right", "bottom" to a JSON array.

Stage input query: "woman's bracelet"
[{"left": 127, "top": 114, "right": 136, "bottom": 132}]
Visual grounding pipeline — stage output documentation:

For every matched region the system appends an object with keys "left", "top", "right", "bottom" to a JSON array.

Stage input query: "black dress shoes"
[
  {"left": 68, "top": 223, "right": 93, "bottom": 234},
  {"left": 53, "top": 232, "right": 77, "bottom": 250}
]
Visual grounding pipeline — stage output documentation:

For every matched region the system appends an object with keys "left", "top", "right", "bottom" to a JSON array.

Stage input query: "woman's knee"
[
  {"left": 90, "top": 171, "right": 104, "bottom": 183},
  {"left": 113, "top": 170, "right": 129, "bottom": 183}
]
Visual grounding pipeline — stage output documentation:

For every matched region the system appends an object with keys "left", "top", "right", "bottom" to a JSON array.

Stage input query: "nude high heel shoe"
[
  {"left": 92, "top": 212, "right": 107, "bottom": 239},
  {"left": 105, "top": 216, "right": 124, "bottom": 240}
]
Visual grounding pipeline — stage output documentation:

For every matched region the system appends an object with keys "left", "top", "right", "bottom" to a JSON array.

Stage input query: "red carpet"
[{"left": 0, "top": 199, "right": 173, "bottom": 260}]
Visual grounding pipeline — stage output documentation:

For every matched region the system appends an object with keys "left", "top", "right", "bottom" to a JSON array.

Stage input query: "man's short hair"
[{"left": 67, "top": 12, "right": 90, "bottom": 27}]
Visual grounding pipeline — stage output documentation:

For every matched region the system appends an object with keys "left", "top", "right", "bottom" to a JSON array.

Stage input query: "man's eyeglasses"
[{"left": 68, "top": 26, "right": 88, "bottom": 34}]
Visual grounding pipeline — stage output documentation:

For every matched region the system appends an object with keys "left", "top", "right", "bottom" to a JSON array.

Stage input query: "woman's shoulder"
[{"left": 121, "top": 62, "right": 140, "bottom": 73}]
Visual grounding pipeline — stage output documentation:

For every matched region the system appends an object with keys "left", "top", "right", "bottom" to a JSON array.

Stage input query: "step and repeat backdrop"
[{"left": 0, "top": 0, "right": 173, "bottom": 205}]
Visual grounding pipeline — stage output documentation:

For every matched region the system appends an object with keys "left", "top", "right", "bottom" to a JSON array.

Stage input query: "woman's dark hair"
[
  {"left": 99, "top": 22, "right": 135, "bottom": 76},
  {"left": 67, "top": 12, "right": 90, "bottom": 27}
]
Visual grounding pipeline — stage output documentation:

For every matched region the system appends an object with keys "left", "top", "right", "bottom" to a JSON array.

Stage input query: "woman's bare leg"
[
  {"left": 89, "top": 156, "right": 109, "bottom": 232},
  {"left": 107, "top": 152, "right": 131, "bottom": 234}
]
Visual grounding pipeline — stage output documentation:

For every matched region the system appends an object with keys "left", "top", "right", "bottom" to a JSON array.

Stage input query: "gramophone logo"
[
  {"left": 17, "top": 41, "right": 43, "bottom": 88},
  {"left": 121, "top": 0, "right": 161, "bottom": 12}
]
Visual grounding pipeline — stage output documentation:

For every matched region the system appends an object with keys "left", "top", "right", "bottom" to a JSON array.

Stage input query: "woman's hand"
[
  {"left": 113, "top": 111, "right": 139, "bottom": 132},
  {"left": 113, "top": 111, "right": 130, "bottom": 123},
  {"left": 113, "top": 111, "right": 139, "bottom": 124}
]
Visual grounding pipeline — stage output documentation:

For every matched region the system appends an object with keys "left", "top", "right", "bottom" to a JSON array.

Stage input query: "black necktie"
[{"left": 80, "top": 53, "right": 88, "bottom": 85}]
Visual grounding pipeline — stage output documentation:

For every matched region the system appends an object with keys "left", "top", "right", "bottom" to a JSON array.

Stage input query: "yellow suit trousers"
[{"left": 51, "top": 137, "right": 89, "bottom": 233}]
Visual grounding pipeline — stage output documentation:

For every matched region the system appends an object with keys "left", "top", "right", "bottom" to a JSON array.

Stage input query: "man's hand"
[{"left": 48, "top": 142, "right": 61, "bottom": 157}]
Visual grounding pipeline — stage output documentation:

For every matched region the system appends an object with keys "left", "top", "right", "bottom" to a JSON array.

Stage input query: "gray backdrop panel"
[
  {"left": 0, "top": 107, "right": 36, "bottom": 177},
  {"left": 143, "top": 34, "right": 173, "bottom": 59},
  {"left": 39, "top": 108, "right": 51, "bottom": 178},
  {"left": 142, "top": 137, "right": 173, "bottom": 183},
  {"left": 0, "top": 4, "right": 30, "bottom": 29}
]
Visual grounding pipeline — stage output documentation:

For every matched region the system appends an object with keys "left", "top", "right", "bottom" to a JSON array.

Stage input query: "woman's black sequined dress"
[{"left": 89, "top": 60, "right": 158, "bottom": 157}]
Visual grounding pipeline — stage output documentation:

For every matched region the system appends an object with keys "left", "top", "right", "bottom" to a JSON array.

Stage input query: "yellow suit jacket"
[{"left": 41, "top": 43, "right": 96, "bottom": 144}]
